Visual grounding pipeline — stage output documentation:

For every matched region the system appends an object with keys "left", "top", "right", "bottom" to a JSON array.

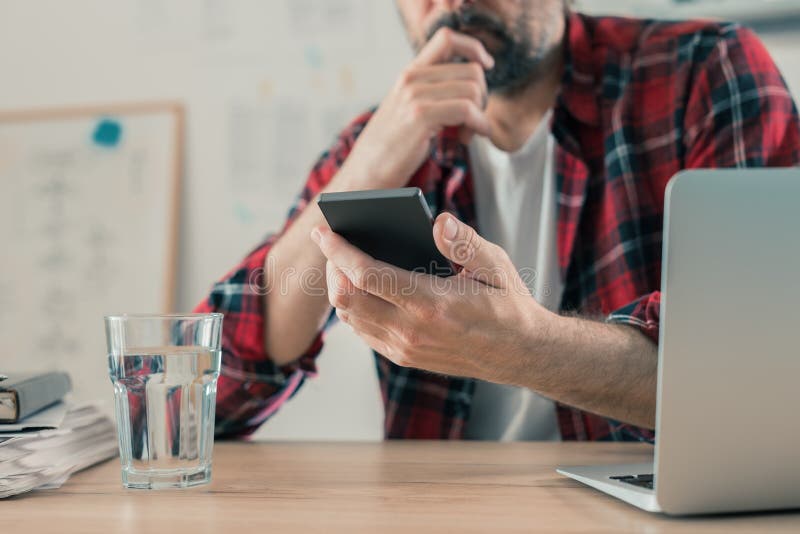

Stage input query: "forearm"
[
  {"left": 516, "top": 314, "right": 658, "bottom": 430},
  {"left": 264, "top": 165, "right": 368, "bottom": 365}
]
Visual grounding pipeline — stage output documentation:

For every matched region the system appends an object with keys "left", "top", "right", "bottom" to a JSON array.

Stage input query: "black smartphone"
[{"left": 317, "top": 187, "right": 456, "bottom": 277}]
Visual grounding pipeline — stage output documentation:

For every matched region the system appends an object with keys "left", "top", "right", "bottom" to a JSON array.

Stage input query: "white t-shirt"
[{"left": 463, "top": 110, "right": 565, "bottom": 441}]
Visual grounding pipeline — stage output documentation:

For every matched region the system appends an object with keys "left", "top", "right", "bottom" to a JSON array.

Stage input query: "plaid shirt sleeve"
[
  {"left": 606, "top": 24, "right": 800, "bottom": 346},
  {"left": 193, "top": 115, "right": 368, "bottom": 438},
  {"left": 600, "top": 24, "right": 799, "bottom": 443}
]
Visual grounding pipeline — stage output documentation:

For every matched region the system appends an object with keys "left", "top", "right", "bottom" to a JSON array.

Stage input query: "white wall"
[
  {"left": 1, "top": 1, "right": 797, "bottom": 441},
  {"left": 0, "top": 0, "right": 410, "bottom": 441},
  {"left": 760, "top": 32, "right": 800, "bottom": 98}
]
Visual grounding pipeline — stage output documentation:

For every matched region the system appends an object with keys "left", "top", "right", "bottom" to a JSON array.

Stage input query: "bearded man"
[{"left": 200, "top": 0, "right": 800, "bottom": 441}]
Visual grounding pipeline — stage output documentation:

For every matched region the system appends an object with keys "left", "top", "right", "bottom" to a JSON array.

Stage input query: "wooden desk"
[{"left": 6, "top": 442, "right": 799, "bottom": 533}]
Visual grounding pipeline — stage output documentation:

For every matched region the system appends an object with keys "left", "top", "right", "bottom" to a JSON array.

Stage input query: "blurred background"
[{"left": 1, "top": 0, "right": 798, "bottom": 441}]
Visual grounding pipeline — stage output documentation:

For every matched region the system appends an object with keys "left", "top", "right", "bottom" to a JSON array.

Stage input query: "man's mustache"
[{"left": 426, "top": 9, "right": 513, "bottom": 46}]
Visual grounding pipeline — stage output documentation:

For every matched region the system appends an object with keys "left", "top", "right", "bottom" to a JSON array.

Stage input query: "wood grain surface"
[{"left": 5, "top": 441, "right": 799, "bottom": 533}]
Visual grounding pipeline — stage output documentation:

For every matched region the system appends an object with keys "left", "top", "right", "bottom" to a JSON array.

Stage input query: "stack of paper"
[{"left": 0, "top": 403, "right": 118, "bottom": 498}]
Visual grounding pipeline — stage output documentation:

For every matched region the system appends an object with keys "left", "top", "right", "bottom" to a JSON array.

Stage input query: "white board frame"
[
  {"left": 0, "top": 102, "right": 184, "bottom": 312},
  {"left": 0, "top": 102, "right": 184, "bottom": 409}
]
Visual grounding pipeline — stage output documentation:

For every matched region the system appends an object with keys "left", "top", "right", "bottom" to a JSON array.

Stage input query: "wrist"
[
  {"left": 326, "top": 161, "right": 375, "bottom": 192},
  {"left": 506, "top": 304, "right": 568, "bottom": 389},
  {"left": 324, "top": 165, "right": 361, "bottom": 193},
  {"left": 329, "top": 141, "right": 410, "bottom": 191}
]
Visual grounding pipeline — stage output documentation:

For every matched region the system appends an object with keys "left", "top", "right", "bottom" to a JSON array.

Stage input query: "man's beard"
[{"left": 425, "top": 7, "right": 552, "bottom": 95}]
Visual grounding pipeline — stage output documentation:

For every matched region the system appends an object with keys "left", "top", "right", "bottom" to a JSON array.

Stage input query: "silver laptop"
[{"left": 557, "top": 169, "right": 800, "bottom": 515}]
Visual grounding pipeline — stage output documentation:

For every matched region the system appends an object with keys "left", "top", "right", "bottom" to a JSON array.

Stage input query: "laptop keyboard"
[{"left": 610, "top": 473, "right": 655, "bottom": 490}]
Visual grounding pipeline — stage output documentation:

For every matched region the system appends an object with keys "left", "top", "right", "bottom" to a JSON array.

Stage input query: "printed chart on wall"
[{"left": 0, "top": 103, "right": 183, "bottom": 408}]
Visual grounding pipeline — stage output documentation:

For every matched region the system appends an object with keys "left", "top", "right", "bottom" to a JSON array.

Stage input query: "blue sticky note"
[
  {"left": 233, "top": 202, "right": 254, "bottom": 225},
  {"left": 92, "top": 118, "right": 122, "bottom": 147},
  {"left": 304, "top": 45, "right": 323, "bottom": 70}
]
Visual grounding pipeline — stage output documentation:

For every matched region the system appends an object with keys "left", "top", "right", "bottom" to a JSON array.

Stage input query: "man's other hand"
[{"left": 336, "top": 28, "right": 494, "bottom": 191}]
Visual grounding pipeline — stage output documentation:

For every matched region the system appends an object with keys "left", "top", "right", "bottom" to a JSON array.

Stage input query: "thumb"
[{"left": 433, "top": 213, "right": 515, "bottom": 287}]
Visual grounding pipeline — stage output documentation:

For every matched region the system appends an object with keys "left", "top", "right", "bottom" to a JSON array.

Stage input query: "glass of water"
[{"left": 104, "top": 313, "right": 222, "bottom": 489}]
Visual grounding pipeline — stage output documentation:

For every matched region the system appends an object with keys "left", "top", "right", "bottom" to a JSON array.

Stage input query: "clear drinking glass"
[{"left": 104, "top": 313, "right": 222, "bottom": 489}]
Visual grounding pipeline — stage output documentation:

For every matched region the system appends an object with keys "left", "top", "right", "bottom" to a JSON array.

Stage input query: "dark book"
[{"left": 0, "top": 372, "right": 72, "bottom": 423}]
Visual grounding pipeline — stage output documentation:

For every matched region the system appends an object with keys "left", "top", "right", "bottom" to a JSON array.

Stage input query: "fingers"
[
  {"left": 416, "top": 99, "right": 491, "bottom": 138},
  {"left": 312, "top": 226, "right": 420, "bottom": 307},
  {"left": 414, "top": 27, "right": 494, "bottom": 69},
  {"left": 400, "top": 63, "right": 490, "bottom": 138},
  {"left": 326, "top": 259, "right": 398, "bottom": 327},
  {"left": 433, "top": 213, "right": 514, "bottom": 287},
  {"left": 405, "top": 80, "right": 486, "bottom": 111},
  {"left": 396, "top": 30, "right": 491, "bottom": 144},
  {"left": 404, "top": 63, "right": 488, "bottom": 98}
]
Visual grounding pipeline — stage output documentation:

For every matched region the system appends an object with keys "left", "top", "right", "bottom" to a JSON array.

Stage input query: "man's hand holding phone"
[{"left": 311, "top": 212, "right": 558, "bottom": 386}]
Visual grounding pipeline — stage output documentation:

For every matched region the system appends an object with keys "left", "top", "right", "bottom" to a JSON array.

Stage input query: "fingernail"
[
  {"left": 444, "top": 216, "right": 458, "bottom": 241},
  {"left": 310, "top": 228, "right": 321, "bottom": 244},
  {"left": 482, "top": 50, "right": 494, "bottom": 68}
]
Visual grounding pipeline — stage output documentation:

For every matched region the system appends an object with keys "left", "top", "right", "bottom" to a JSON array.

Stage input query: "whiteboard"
[{"left": 0, "top": 104, "right": 182, "bottom": 409}]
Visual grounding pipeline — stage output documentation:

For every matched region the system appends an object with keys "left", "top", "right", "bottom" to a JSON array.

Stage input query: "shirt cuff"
[
  {"left": 604, "top": 292, "right": 661, "bottom": 444},
  {"left": 606, "top": 291, "right": 661, "bottom": 344}
]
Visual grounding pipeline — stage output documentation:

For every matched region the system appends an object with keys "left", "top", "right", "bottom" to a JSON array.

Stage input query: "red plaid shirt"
[{"left": 197, "top": 13, "right": 800, "bottom": 441}]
